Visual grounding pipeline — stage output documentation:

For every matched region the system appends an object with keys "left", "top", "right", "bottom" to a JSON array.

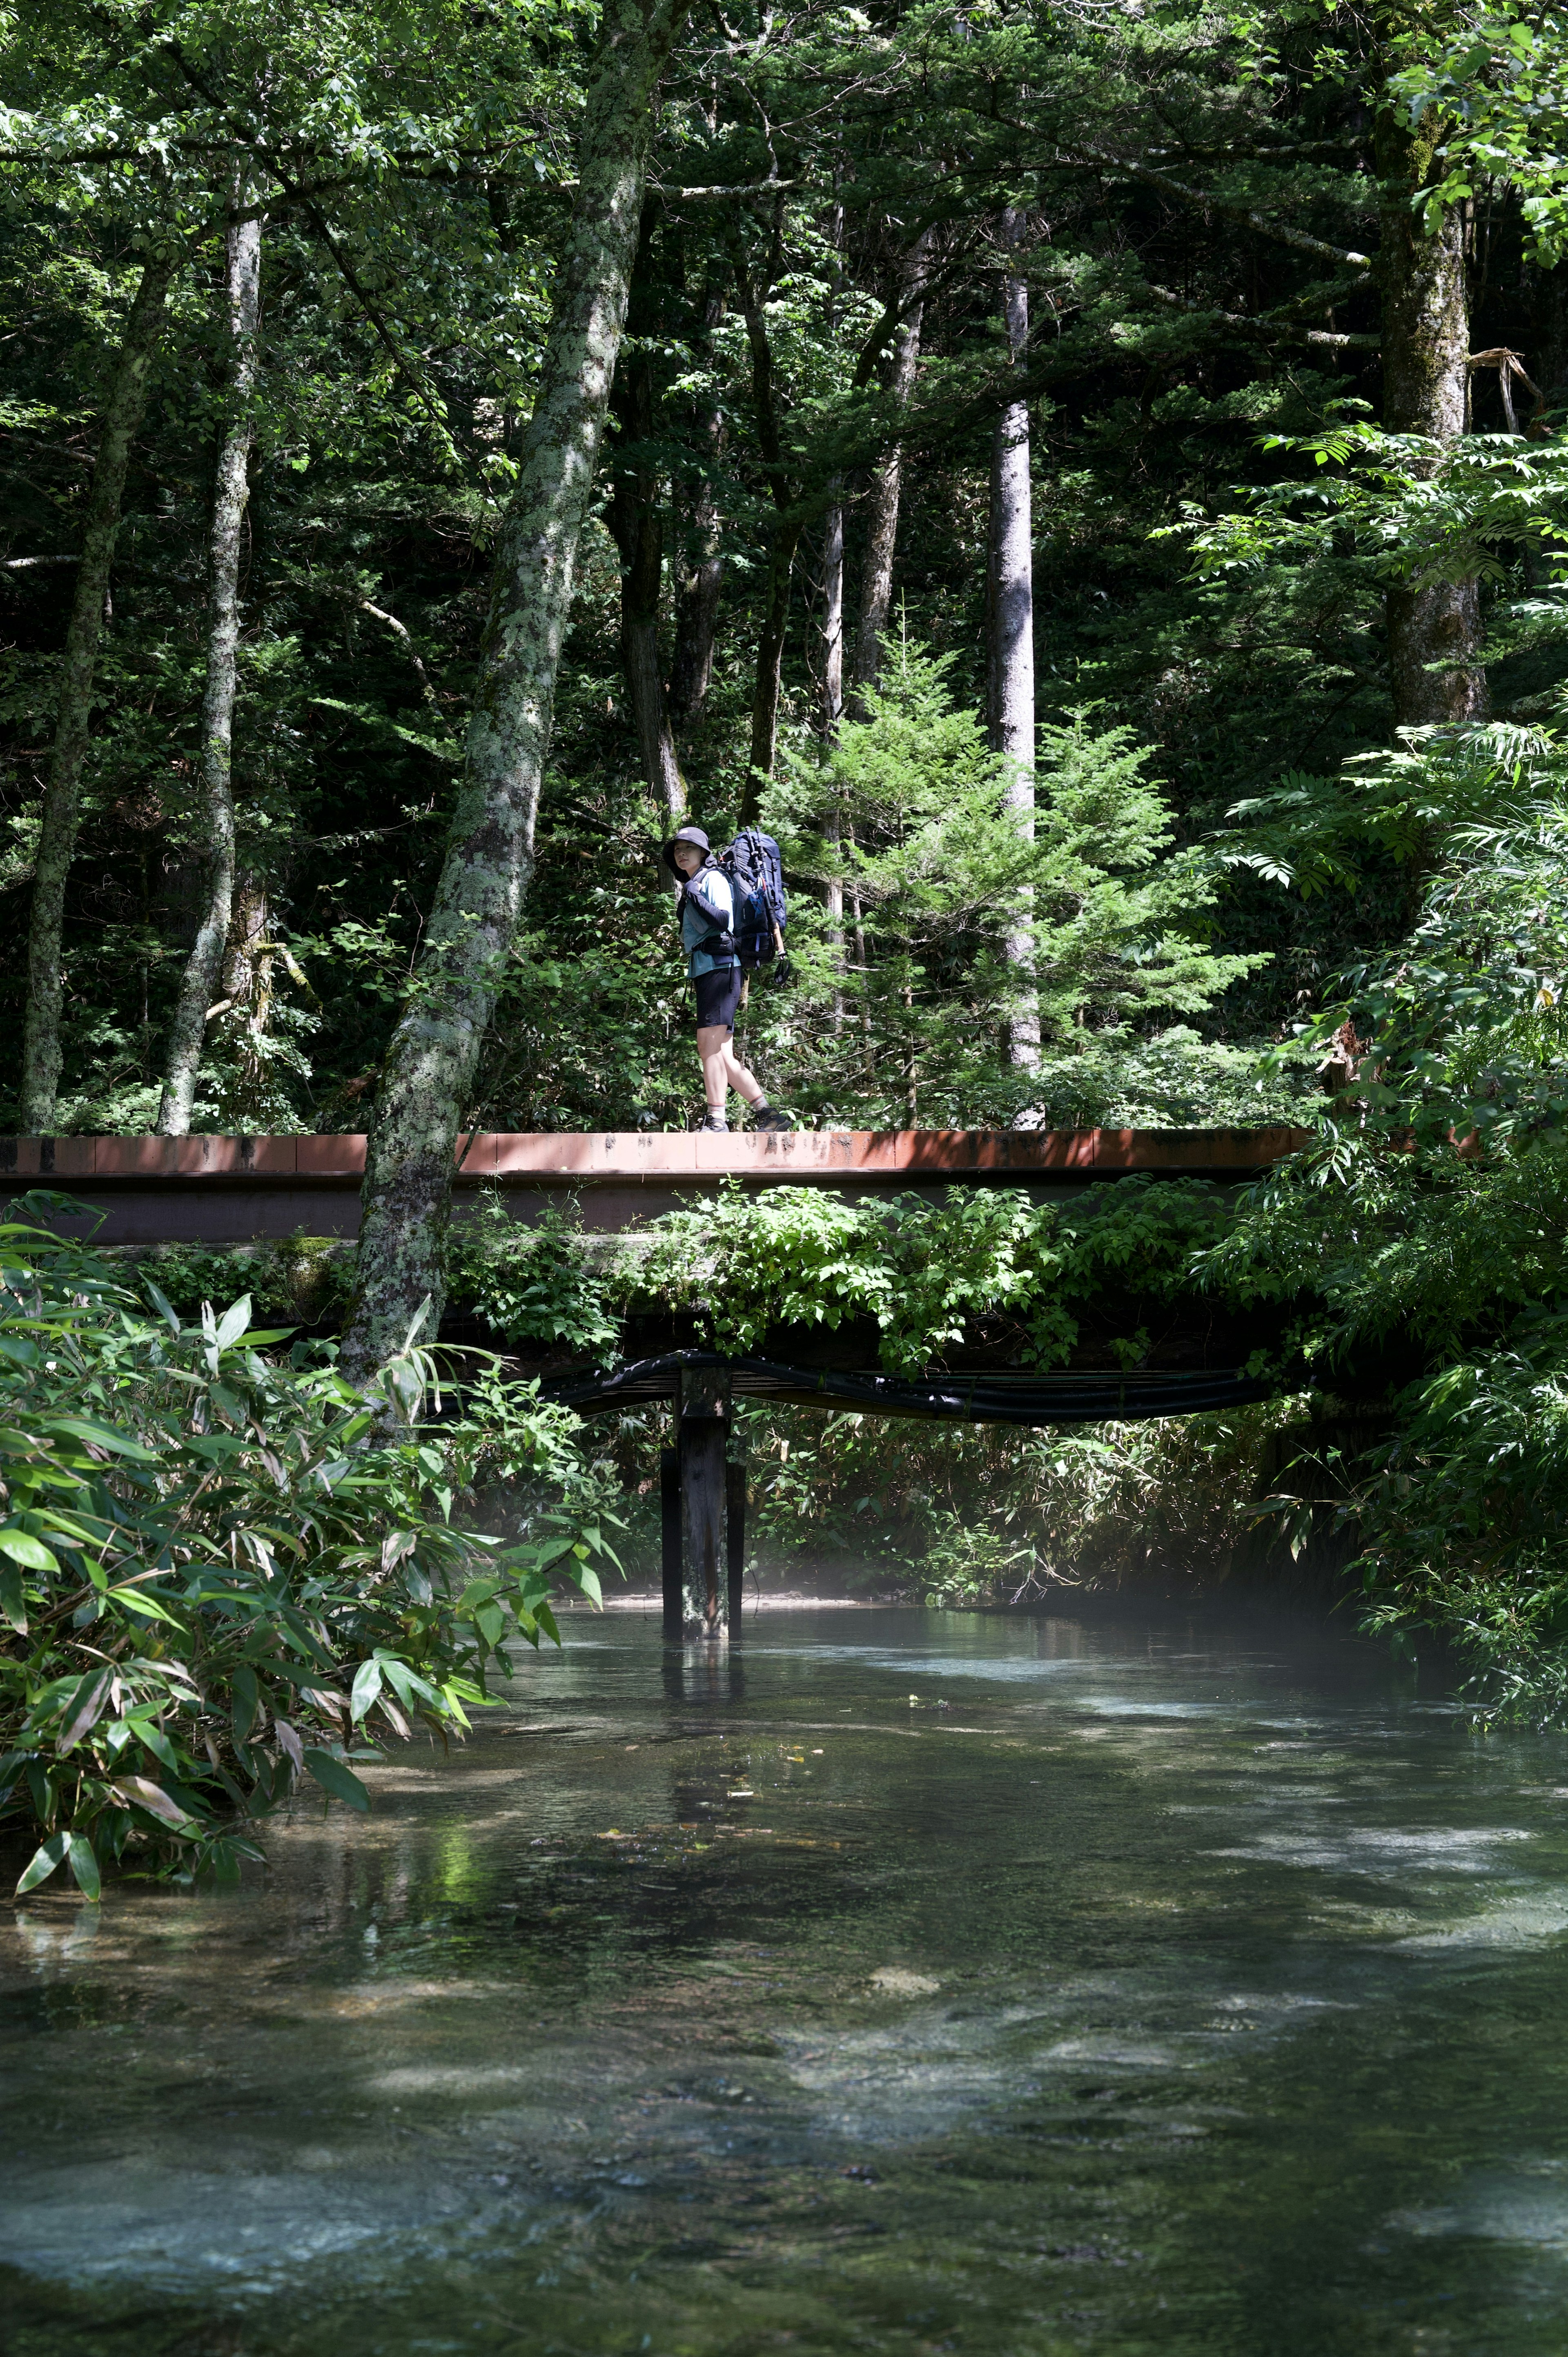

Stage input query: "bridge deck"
[{"left": 0, "top": 1126, "right": 1309, "bottom": 1245}]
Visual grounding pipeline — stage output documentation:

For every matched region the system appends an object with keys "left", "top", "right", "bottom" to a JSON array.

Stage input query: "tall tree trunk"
[
  {"left": 609, "top": 208, "right": 685, "bottom": 823},
  {"left": 342, "top": 0, "right": 690, "bottom": 1378},
  {"left": 668, "top": 285, "right": 724, "bottom": 728},
  {"left": 158, "top": 208, "right": 263, "bottom": 1137},
  {"left": 850, "top": 232, "right": 929, "bottom": 707},
  {"left": 745, "top": 525, "right": 800, "bottom": 814},
  {"left": 1376, "top": 110, "right": 1486, "bottom": 726},
  {"left": 819, "top": 500, "right": 846, "bottom": 1006},
  {"left": 987, "top": 210, "right": 1038, "bottom": 1072},
  {"left": 734, "top": 204, "right": 798, "bottom": 820},
  {"left": 609, "top": 394, "right": 685, "bottom": 822},
  {"left": 212, "top": 874, "right": 272, "bottom": 1130},
  {"left": 821, "top": 496, "right": 845, "bottom": 730},
  {"left": 20, "top": 251, "right": 176, "bottom": 1133}
]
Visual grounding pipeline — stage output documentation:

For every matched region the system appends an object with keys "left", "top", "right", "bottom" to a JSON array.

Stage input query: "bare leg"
[{"left": 697, "top": 1022, "right": 763, "bottom": 1116}]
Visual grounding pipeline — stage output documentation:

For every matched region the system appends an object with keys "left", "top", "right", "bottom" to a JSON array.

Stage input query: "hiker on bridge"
[{"left": 664, "top": 825, "right": 793, "bottom": 1135}]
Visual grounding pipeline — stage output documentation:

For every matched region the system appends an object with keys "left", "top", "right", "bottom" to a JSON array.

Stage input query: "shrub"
[
  {"left": 448, "top": 1191, "right": 621, "bottom": 1355},
  {"left": 639, "top": 1176, "right": 1232, "bottom": 1373},
  {"left": 0, "top": 1197, "right": 618, "bottom": 1899}
]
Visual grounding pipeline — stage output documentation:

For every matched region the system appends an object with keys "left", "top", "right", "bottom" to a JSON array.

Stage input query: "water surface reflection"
[{"left": 4, "top": 1603, "right": 1568, "bottom": 2354}]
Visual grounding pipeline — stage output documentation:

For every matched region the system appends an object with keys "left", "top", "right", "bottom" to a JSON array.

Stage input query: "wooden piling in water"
[{"left": 726, "top": 1458, "right": 747, "bottom": 1635}]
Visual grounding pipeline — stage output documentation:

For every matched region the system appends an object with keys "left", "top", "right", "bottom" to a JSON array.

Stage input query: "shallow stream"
[{"left": 6, "top": 1603, "right": 1568, "bottom": 2354}]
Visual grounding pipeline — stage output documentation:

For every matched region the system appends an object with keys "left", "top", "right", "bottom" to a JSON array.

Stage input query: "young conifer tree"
[{"left": 764, "top": 642, "right": 1265, "bottom": 1128}]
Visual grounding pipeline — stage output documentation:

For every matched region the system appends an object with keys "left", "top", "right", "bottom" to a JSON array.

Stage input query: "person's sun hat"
[{"left": 662, "top": 825, "right": 711, "bottom": 874}]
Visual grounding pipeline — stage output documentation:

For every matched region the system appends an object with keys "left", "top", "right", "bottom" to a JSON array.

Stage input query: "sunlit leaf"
[
  {"left": 15, "top": 1831, "right": 68, "bottom": 1897},
  {"left": 349, "top": 1657, "right": 383, "bottom": 1721},
  {"left": 110, "top": 1776, "right": 197, "bottom": 1830},
  {"left": 56, "top": 1668, "right": 113, "bottom": 1755},
  {"left": 105, "top": 1585, "right": 184, "bottom": 1626},
  {"left": 67, "top": 1832, "right": 101, "bottom": 1902},
  {"left": 0, "top": 1527, "right": 58, "bottom": 1572}
]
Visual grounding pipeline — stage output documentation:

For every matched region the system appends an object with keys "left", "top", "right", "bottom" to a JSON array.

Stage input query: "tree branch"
[{"left": 1065, "top": 140, "right": 1373, "bottom": 270}]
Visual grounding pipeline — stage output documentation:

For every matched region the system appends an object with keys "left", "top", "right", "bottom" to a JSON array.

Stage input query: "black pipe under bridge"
[{"left": 547, "top": 1351, "right": 1277, "bottom": 1645}]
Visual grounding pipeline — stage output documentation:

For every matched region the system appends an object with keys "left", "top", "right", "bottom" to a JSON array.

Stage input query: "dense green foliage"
[
  {"left": 754, "top": 647, "right": 1270, "bottom": 1126},
  {"left": 12, "top": 0, "right": 1564, "bottom": 1129},
  {"left": 637, "top": 1175, "right": 1232, "bottom": 1371},
  {"left": 0, "top": 1204, "right": 618, "bottom": 1897},
  {"left": 13, "top": 0, "right": 1568, "bottom": 1726}
]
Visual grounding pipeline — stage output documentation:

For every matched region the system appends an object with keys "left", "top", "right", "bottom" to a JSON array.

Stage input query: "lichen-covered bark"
[
  {"left": 1376, "top": 108, "right": 1486, "bottom": 726},
  {"left": 986, "top": 213, "right": 1039, "bottom": 1070},
  {"left": 21, "top": 252, "right": 176, "bottom": 1132},
  {"left": 343, "top": 0, "right": 691, "bottom": 1376},
  {"left": 158, "top": 210, "right": 263, "bottom": 1136},
  {"left": 851, "top": 235, "right": 928, "bottom": 705}
]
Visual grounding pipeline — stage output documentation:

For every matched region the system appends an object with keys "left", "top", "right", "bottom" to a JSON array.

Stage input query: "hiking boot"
[
  {"left": 700, "top": 1111, "right": 729, "bottom": 1133},
  {"left": 752, "top": 1105, "right": 795, "bottom": 1132}
]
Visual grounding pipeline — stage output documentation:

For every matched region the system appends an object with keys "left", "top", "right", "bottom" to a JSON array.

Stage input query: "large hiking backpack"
[{"left": 719, "top": 827, "right": 788, "bottom": 968}]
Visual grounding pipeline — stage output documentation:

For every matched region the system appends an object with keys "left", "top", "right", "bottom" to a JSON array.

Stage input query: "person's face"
[{"left": 673, "top": 843, "right": 702, "bottom": 877}]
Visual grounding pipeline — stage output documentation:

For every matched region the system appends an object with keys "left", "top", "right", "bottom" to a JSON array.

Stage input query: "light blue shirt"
[{"left": 680, "top": 866, "right": 736, "bottom": 976}]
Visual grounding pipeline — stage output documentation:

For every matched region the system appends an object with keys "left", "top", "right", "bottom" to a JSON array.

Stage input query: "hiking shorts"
[{"left": 693, "top": 962, "right": 743, "bottom": 1031}]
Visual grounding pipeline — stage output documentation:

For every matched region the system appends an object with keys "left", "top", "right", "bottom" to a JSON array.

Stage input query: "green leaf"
[
  {"left": 136, "top": 1722, "right": 179, "bottom": 1774},
  {"left": 67, "top": 1832, "right": 101, "bottom": 1902},
  {"left": 350, "top": 1658, "right": 383, "bottom": 1722},
  {"left": 379, "top": 1655, "right": 440, "bottom": 1709},
  {"left": 15, "top": 1831, "right": 69, "bottom": 1896},
  {"left": 0, "top": 1527, "right": 58, "bottom": 1572},
  {"left": 213, "top": 1297, "right": 253, "bottom": 1352},
  {"left": 0, "top": 1561, "right": 26, "bottom": 1632},
  {"left": 105, "top": 1585, "right": 184, "bottom": 1626},
  {"left": 45, "top": 1418, "right": 158, "bottom": 1460},
  {"left": 57, "top": 1667, "right": 113, "bottom": 1755},
  {"left": 142, "top": 1278, "right": 181, "bottom": 1336},
  {"left": 303, "top": 1749, "right": 371, "bottom": 1812},
  {"left": 110, "top": 1775, "right": 197, "bottom": 1830}
]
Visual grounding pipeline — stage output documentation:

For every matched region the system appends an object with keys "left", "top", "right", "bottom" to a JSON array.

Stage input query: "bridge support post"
[
  {"left": 676, "top": 1365, "right": 730, "bottom": 1639},
  {"left": 659, "top": 1445, "right": 681, "bottom": 1641},
  {"left": 726, "top": 1458, "right": 746, "bottom": 1636}
]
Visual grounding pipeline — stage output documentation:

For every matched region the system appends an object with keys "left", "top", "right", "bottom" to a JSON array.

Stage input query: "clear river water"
[{"left": 5, "top": 1601, "right": 1568, "bottom": 2356}]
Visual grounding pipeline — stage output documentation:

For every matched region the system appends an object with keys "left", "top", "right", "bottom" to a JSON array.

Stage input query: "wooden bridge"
[
  {"left": 0, "top": 1124, "right": 1307, "bottom": 1243},
  {"left": 4, "top": 1126, "right": 1311, "bottom": 1643}
]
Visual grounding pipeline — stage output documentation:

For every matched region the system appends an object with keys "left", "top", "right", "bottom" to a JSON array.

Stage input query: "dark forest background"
[{"left": 7, "top": 0, "right": 1562, "bottom": 1137}]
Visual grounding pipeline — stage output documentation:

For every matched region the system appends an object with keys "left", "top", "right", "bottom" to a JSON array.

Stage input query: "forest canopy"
[{"left": 8, "top": 0, "right": 1568, "bottom": 1162}]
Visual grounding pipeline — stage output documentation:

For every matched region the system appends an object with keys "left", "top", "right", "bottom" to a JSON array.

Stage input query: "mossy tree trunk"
[
  {"left": 342, "top": 0, "right": 691, "bottom": 1376},
  {"left": 20, "top": 252, "right": 176, "bottom": 1133},
  {"left": 158, "top": 205, "right": 263, "bottom": 1136},
  {"left": 1376, "top": 107, "right": 1486, "bottom": 727}
]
